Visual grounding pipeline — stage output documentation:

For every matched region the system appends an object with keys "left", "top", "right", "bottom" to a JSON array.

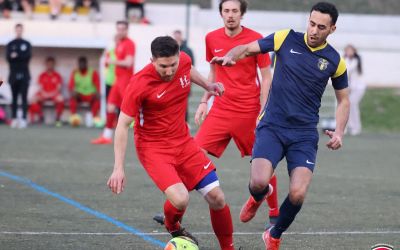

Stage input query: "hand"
[
  {"left": 210, "top": 56, "right": 236, "bottom": 66},
  {"left": 206, "top": 82, "right": 224, "bottom": 97},
  {"left": 324, "top": 130, "right": 343, "bottom": 150},
  {"left": 194, "top": 102, "right": 208, "bottom": 126},
  {"left": 10, "top": 52, "right": 17, "bottom": 58},
  {"left": 107, "top": 168, "right": 125, "bottom": 194}
]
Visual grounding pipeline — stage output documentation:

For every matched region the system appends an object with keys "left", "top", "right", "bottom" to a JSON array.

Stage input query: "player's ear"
[
  {"left": 150, "top": 57, "right": 154, "bottom": 63},
  {"left": 329, "top": 24, "right": 336, "bottom": 34}
]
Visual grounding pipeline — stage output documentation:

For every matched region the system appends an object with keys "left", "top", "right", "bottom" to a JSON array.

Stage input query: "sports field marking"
[
  {"left": 1, "top": 231, "right": 400, "bottom": 236},
  {"left": 0, "top": 170, "right": 165, "bottom": 249}
]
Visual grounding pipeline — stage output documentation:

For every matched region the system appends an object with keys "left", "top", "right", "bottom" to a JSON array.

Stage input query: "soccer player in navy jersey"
[{"left": 211, "top": 2, "right": 350, "bottom": 249}]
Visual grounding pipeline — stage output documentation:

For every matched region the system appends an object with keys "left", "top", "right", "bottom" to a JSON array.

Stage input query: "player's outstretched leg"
[
  {"left": 263, "top": 167, "right": 312, "bottom": 250},
  {"left": 240, "top": 158, "right": 275, "bottom": 223},
  {"left": 265, "top": 174, "right": 279, "bottom": 229},
  {"left": 163, "top": 184, "right": 198, "bottom": 245},
  {"left": 205, "top": 187, "right": 234, "bottom": 250},
  {"left": 240, "top": 183, "right": 273, "bottom": 223}
]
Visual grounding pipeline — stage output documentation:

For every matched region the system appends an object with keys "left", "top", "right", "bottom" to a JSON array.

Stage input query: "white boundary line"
[{"left": 1, "top": 231, "right": 400, "bottom": 236}]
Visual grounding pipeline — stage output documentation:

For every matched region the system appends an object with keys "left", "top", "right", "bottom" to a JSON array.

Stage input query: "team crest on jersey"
[
  {"left": 318, "top": 58, "right": 329, "bottom": 71},
  {"left": 179, "top": 75, "right": 190, "bottom": 88}
]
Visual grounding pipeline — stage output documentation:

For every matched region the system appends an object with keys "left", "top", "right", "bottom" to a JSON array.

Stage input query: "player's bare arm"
[
  {"left": 107, "top": 111, "right": 134, "bottom": 194},
  {"left": 259, "top": 67, "right": 272, "bottom": 114},
  {"left": 325, "top": 87, "right": 350, "bottom": 150},
  {"left": 195, "top": 64, "right": 216, "bottom": 125},
  {"left": 190, "top": 66, "right": 224, "bottom": 97},
  {"left": 108, "top": 55, "right": 134, "bottom": 68},
  {"left": 210, "top": 40, "right": 261, "bottom": 66}
]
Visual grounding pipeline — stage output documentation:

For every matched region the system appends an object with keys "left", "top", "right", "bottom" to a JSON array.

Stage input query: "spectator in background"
[
  {"left": 29, "top": 57, "right": 64, "bottom": 126},
  {"left": 344, "top": 44, "right": 366, "bottom": 136},
  {"left": 0, "top": 0, "right": 12, "bottom": 19},
  {"left": 173, "top": 30, "right": 195, "bottom": 66},
  {"left": 104, "top": 35, "right": 119, "bottom": 99},
  {"left": 125, "top": 0, "right": 150, "bottom": 24},
  {"left": 92, "top": 20, "right": 135, "bottom": 144},
  {"left": 69, "top": 56, "right": 100, "bottom": 125},
  {"left": 48, "top": 0, "right": 63, "bottom": 20},
  {"left": 16, "top": 0, "right": 34, "bottom": 19},
  {"left": 6, "top": 23, "right": 32, "bottom": 129},
  {"left": 72, "top": 0, "right": 101, "bottom": 21}
]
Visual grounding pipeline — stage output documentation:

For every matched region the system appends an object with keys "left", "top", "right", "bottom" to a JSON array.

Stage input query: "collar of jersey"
[{"left": 303, "top": 33, "right": 328, "bottom": 52}]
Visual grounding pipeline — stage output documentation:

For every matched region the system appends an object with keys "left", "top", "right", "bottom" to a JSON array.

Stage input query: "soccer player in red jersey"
[
  {"left": 195, "top": 0, "right": 279, "bottom": 227},
  {"left": 107, "top": 36, "right": 235, "bottom": 250},
  {"left": 68, "top": 56, "right": 100, "bottom": 120},
  {"left": 29, "top": 57, "right": 64, "bottom": 126},
  {"left": 92, "top": 20, "right": 135, "bottom": 144}
]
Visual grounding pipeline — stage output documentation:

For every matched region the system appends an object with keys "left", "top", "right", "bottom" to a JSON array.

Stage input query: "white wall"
[{"left": 1, "top": 3, "right": 400, "bottom": 89}]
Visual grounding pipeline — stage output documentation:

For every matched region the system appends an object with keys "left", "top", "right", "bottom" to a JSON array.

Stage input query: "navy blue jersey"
[{"left": 258, "top": 29, "right": 348, "bottom": 128}]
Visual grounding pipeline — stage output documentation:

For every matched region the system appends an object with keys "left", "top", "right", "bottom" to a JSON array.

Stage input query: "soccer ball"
[
  {"left": 164, "top": 236, "right": 199, "bottom": 250},
  {"left": 69, "top": 114, "right": 82, "bottom": 127}
]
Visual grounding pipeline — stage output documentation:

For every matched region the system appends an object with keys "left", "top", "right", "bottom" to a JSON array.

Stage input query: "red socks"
[
  {"left": 105, "top": 112, "right": 117, "bottom": 129},
  {"left": 210, "top": 204, "right": 234, "bottom": 250},
  {"left": 163, "top": 200, "right": 185, "bottom": 233},
  {"left": 266, "top": 175, "right": 280, "bottom": 217}
]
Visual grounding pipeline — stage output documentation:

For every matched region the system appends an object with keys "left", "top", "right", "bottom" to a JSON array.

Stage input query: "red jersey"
[
  {"left": 206, "top": 26, "right": 271, "bottom": 117},
  {"left": 38, "top": 71, "right": 62, "bottom": 93},
  {"left": 121, "top": 53, "right": 192, "bottom": 148},
  {"left": 115, "top": 37, "right": 136, "bottom": 88}
]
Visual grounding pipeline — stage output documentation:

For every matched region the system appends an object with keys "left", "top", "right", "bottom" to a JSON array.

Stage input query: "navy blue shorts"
[{"left": 252, "top": 124, "right": 319, "bottom": 174}]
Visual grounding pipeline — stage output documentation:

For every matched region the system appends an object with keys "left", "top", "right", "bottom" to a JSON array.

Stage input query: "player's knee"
[
  {"left": 205, "top": 188, "right": 226, "bottom": 209},
  {"left": 250, "top": 177, "right": 269, "bottom": 192},
  {"left": 289, "top": 187, "right": 307, "bottom": 205},
  {"left": 170, "top": 194, "right": 189, "bottom": 210}
]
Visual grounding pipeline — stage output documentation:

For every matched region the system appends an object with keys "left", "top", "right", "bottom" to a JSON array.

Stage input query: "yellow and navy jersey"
[{"left": 258, "top": 29, "right": 348, "bottom": 128}]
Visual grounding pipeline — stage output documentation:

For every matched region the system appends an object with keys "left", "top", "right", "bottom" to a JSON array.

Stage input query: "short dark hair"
[
  {"left": 78, "top": 56, "right": 87, "bottom": 64},
  {"left": 15, "top": 23, "right": 23, "bottom": 28},
  {"left": 311, "top": 2, "right": 339, "bottom": 25},
  {"left": 46, "top": 56, "right": 55, "bottom": 63},
  {"left": 219, "top": 0, "right": 248, "bottom": 16},
  {"left": 151, "top": 36, "right": 180, "bottom": 58},
  {"left": 116, "top": 20, "right": 129, "bottom": 28}
]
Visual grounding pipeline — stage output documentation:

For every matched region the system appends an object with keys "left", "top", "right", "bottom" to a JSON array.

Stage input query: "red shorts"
[
  {"left": 136, "top": 138, "right": 216, "bottom": 192},
  {"left": 107, "top": 76, "right": 131, "bottom": 107},
  {"left": 195, "top": 113, "right": 257, "bottom": 158},
  {"left": 36, "top": 92, "right": 63, "bottom": 102},
  {"left": 75, "top": 93, "right": 97, "bottom": 102}
]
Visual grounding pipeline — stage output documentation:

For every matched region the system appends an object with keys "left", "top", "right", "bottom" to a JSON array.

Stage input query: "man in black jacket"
[{"left": 6, "top": 23, "right": 32, "bottom": 129}]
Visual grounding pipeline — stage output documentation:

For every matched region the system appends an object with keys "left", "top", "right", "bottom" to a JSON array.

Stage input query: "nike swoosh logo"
[
  {"left": 214, "top": 49, "right": 223, "bottom": 53},
  {"left": 306, "top": 160, "right": 314, "bottom": 165},
  {"left": 157, "top": 90, "right": 166, "bottom": 99},
  {"left": 203, "top": 161, "right": 212, "bottom": 169},
  {"left": 290, "top": 49, "right": 302, "bottom": 54}
]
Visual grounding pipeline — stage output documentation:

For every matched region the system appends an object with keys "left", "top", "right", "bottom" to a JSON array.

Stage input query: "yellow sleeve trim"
[
  {"left": 333, "top": 57, "right": 347, "bottom": 78},
  {"left": 258, "top": 110, "right": 265, "bottom": 121},
  {"left": 274, "top": 29, "right": 291, "bottom": 51}
]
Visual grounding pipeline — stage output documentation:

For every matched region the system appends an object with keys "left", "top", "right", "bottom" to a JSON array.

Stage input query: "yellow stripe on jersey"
[
  {"left": 258, "top": 110, "right": 265, "bottom": 121},
  {"left": 333, "top": 57, "right": 347, "bottom": 78},
  {"left": 274, "top": 29, "right": 291, "bottom": 51}
]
